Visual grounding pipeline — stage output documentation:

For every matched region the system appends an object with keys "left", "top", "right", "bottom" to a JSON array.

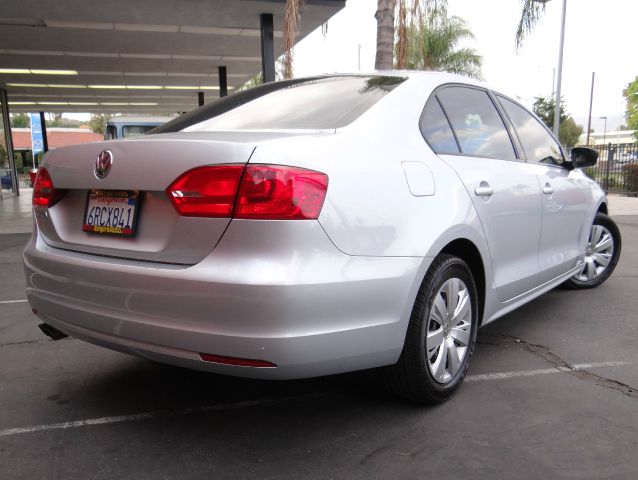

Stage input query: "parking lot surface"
[{"left": 1, "top": 217, "right": 637, "bottom": 479}]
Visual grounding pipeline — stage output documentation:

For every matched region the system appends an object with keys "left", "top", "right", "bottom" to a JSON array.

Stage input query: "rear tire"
[
  {"left": 563, "top": 213, "right": 621, "bottom": 290},
  {"left": 380, "top": 254, "right": 478, "bottom": 403}
]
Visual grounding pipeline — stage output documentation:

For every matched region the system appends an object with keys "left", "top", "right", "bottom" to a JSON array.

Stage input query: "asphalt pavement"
[{"left": 0, "top": 215, "right": 637, "bottom": 479}]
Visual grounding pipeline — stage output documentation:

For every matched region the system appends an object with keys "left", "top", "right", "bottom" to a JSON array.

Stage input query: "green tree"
[
  {"left": 533, "top": 96, "right": 566, "bottom": 127},
  {"left": 624, "top": 76, "right": 638, "bottom": 140},
  {"left": 533, "top": 96, "right": 583, "bottom": 148},
  {"left": 48, "top": 116, "right": 82, "bottom": 128},
  {"left": 400, "top": 9, "right": 482, "bottom": 79},
  {"left": 9, "top": 113, "right": 30, "bottom": 128},
  {"left": 559, "top": 117, "right": 583, "bottom": 149},
  {"left": 0, "top": 142, "right": 6, "bottom": 165},
  {"left": 89, "top": 114, "right": 109, "bottom": 135},
  {"left": 47, "top": 113, "right": 83, "bottom": 128}
]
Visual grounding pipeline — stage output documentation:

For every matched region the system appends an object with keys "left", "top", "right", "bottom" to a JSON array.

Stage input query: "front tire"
[
  {"left": 563, "top": 213, "right": 621, "bottom": 290},
  {"left": 381, "top": 254, "right": 478, "bottom": 403}
]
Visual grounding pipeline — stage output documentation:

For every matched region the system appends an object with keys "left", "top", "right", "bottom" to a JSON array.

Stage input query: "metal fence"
[{"left": 582, "top": 143, "right": 638, "bottom": 196}]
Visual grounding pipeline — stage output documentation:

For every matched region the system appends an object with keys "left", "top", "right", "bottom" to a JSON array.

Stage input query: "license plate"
[{"left": 82, "top": 190, "right": 140, "bottom": 236}]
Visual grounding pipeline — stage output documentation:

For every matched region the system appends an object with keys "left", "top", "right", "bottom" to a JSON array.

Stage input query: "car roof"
[{"left": 311, "top": 70, "right": 486, "bottom": 86}]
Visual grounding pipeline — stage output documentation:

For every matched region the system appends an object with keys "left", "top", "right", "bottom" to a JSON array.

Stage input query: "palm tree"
[
  {"left": 401, "top": 10, "right": 482, "bottom": 79},
  {"left": 375, "top": 0, "right": 547, "bottom": 71},
  {"left": 376, "top": 0, "right": 448, "bottom": 70},
  {"left": 375, "top": 0, "right": 398, "bottom": 70}
]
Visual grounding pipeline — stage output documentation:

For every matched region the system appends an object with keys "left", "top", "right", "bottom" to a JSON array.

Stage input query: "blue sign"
[{"left": 29, "top": 113, "right": 44, "bottom": 159}]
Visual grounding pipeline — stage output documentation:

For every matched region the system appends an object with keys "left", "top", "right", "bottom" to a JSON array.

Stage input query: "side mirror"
[{"left": 569, "top": 147, "right": 598, "bottom": 169}]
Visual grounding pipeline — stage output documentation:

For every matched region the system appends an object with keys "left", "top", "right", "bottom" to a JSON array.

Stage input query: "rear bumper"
[{"left": 24, "top": 220, "right": 426, "bottom": 379}]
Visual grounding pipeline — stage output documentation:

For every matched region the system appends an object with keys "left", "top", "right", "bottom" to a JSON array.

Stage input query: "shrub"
[{"left": 623, "top": 163, "right": 638, "bottom": 195}]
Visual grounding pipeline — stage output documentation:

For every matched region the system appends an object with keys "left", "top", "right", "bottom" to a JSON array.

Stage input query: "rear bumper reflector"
[{"left": 199, "top": 353, "right": 277, "bottom": 368}]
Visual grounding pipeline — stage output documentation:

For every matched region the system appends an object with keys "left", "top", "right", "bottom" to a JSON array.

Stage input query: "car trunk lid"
[{"left": 36, "top": 131, "right": 323, "bottom": 264}]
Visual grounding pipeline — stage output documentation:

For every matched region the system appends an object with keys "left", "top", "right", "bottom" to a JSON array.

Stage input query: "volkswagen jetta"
[{"left": 24, "top": 73, "right": 621, "bottom": 402}]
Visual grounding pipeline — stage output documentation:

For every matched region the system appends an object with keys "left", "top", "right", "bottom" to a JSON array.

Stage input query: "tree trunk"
[
  {"left": 375, "top": 0, "right": 397, "bottom": 70},
  {"left": 283, "top": 0, "right": 303, "bottom": 79}
]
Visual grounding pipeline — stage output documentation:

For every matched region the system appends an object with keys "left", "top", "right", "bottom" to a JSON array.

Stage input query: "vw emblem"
[{"left": 95, "top": 150, "right": 113, "bottom": 179}]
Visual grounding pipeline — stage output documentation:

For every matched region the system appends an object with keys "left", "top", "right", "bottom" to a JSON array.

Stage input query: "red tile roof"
[{"left": 11, "top": 128, "right": 102, "bottom": 150}]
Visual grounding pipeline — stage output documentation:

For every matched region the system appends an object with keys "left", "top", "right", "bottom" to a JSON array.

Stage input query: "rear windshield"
[{"left": 182, "top": 76, "right": 406, "bottom": 132}]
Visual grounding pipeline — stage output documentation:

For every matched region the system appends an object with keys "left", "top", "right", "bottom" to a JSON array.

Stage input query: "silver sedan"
[{"left": 24, "top": 73, "right": 621, "bottom": 403}]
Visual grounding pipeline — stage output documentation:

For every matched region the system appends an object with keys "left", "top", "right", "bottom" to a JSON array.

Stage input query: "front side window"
[
  {"left": 420, "top": 97, "right": 459, "bottom": 154},
  {"left": 497, "top": 95, "right": 564, "bottom": 164},
  {"left": 437, "top": 87, "right": 516, "bottom": 160}
]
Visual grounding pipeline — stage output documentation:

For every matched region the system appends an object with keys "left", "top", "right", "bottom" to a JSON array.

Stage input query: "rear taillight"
[
  {"left": 32, "top": 168, "right": 65, "bottom": 207},
  {"left": 236, "top": 165, "right": 328, "bottom": 220},
  {"left": 166, "top": 165, "right": 244, "bottom": 217},
  {"left": 166, "top": 164, "right": 328, "bottom": 220}
]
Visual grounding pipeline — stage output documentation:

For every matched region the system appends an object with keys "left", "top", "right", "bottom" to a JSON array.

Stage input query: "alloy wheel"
[
  {"left": 425, "top": 277, "right": 472, "bottom": 384},
  {"left": 573, "top": 224, "right": 615, "bottom": 282}
]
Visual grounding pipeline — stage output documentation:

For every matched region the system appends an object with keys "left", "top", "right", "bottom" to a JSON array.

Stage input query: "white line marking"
[
  {"left": 0, "top": 361, "right": 634, "bottom": 438},
  {"left": 467, "top": 367, "right": 564, "bottom": 381},
  {"left": 0, "top": 394, "right": 327, "bottom": 438},
  {"left": 0, "top": 299, "right": 28, "bottom": 305},
  {"left": 466, "top": 360, "right": 635, "bottom": 382}
]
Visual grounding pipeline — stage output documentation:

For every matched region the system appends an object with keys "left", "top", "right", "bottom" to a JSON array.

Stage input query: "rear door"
[
  {"left": 496, "top": 95, "right": 590, "bottom": 283},
  {"left": 424, "top": 85, "right": 543, "bottom": 302}
]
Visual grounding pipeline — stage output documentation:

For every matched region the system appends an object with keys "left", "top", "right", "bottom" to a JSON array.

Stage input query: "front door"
[{"left": 496, "top": 95, "right": 589, "bottom": 283}]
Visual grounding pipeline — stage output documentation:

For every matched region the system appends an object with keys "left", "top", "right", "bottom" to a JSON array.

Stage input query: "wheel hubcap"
[
  {"left": 425, "top": 278, "right": 472, "bottom": 384},
  {"left": 573, "top": 224, "right": 614, "bottom": 283}
]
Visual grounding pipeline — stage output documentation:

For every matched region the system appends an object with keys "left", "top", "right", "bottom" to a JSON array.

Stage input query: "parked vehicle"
[
  {"left": 24, "top": 73, "right": 621, "bottom": 403},
  {"left": 104, "top": 116, "right": 173, "bottom": 140},
  {"left": 617, "top": 150, "right": 637, "bottom": 164}
]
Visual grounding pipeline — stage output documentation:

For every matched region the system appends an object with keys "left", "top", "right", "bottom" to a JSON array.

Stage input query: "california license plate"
[{"left": 82, "top": 190, "right": 140, "bottom": 236}]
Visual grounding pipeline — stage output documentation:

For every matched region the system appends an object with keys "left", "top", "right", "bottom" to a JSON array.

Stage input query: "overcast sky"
[{"left": 294, "top": 0, "right": 637, "bottom": 132}]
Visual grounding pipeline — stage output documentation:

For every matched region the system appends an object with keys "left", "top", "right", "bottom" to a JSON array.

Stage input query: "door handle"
[
  {"left": 474, "top": 184, "right": 494, "bottom": 197},
  {"left": 543, "top": 183, "right": 554, "bottom": 195}
]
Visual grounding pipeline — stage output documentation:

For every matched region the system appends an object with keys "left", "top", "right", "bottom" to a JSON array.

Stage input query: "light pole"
[
  {"left": 553, "top": 0, "right": 567, "bottom": 137},
  {"left": 600, "top": 116, "right": 609, "bottom": 193},
  {"left": 535, "top": 0, "right": 567, "bottom": 138},
  {"left": 586, "top": 72, "right": 595, "bottom": 145},
  {"left": 600, "top": 116, "right": 607, "bottom": 145}
]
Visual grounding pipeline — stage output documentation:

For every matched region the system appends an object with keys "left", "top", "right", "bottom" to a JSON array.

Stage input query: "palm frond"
[
  {"left": 441, "top": 48, "right": 483, "bottom": 79},
  {"left": 399, "top": 9, "right": 482, "bottom": 79},
  {"left": 516, "top": 0, "right": 546, "bottom": 50}
]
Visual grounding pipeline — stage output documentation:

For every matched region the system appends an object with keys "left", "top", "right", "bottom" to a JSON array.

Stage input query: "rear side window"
[
  {"left": 420, "top": 98, "right": 460, "bottom": 154},
  {"left": 497, "top": 95, "right": 564, "bottom": 164},
  {"left": 437, "top": 87, "right": 516, "bottom": 160},
  {"left": 184, "top": 76, "right": 406, "bottom": 131}
]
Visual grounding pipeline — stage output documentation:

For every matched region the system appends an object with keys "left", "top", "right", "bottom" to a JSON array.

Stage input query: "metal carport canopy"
[{"left": 0, "top": 0, "right": 344, "bottom": 114}]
